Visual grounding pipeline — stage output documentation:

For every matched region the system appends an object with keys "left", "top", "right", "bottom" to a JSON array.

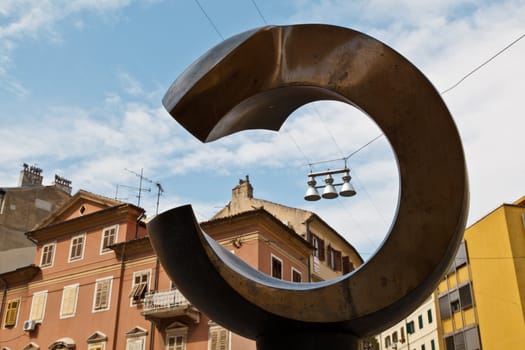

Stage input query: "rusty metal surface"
[{"left": 152, "top": 24, "right": 468, "bottom": 340}]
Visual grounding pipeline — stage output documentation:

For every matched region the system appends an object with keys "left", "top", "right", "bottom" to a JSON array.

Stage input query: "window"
[
  {"left": 93, "top": 277, "right": 113, "bottom": 311},
  {"left": 459, "top": 283, "right": 473, "bottom": 309},
  {"left": 450, "top": 298, "right": 461, "bottom": 313},
  {"left": 464, "top": 326, "right": 481, "bottom": 350},
  {"left": 40, "top": 243, "right": 56, "bottom": 268},
  {"left": 385, "top": 336, "right": 391, "bottom": 348},
  {"left": 88, "top": 344, "right": 105, "bottom": 350},
  {"left": 130, "top": 270, "right": 150, "bottom": 304},
  {"left": 427, "top": 309, "right": 433, "bottom": 324},
  {"left": 342, "top": 256, "right": 354, "bottom": 274},
  {"left": 454, "top": 333, "right": 465, "bottom": 350},
  {"left": 101, "top": 225, "right": 118, "bottom": 253},
  {"left": 430, "top": 340, "right": 435, "bottom": 350},
  {"left": 455, "top": 241, "right": 468, "bottom": 268},
  {"left": 442, "top": 283, "right": 474, "bottom": 318},
  {"left": 308, "top": 232, "right": 325, "bottom": 260},
  {"left": 60, "top": 284, "right": 79, "bottom": 318},
  {"left": 4, "top": 298, "right": 20, "bottom": 327},
  {"left": 291, "top": 268, "right": 302, "bottom": 282},
  {"left": 421, "top": 345, "right": 425, "bottom": 350},
  {"left": 209, "top": 326, "right": 230, "bottom": 350},
  {"left": 69, "top": 234, "right": 86, "bottom": 261},
  {"left": 87, "top": 331, "right": 108, "bottom": 350},
  {"left": 392, "top": 331, "right": 398, "bottom": 343},
  {"left": 438, "top": 295, "right": 451, "bottom": 319},
  {"left": 166, "top": 324, "right": 188, "bottom": 350},
  {"left": 418, "top": 315, "right": 423, "bottom": 329},
  {"left": 127, "top": 338, "right": 145, "bottom": 350},
  {"left": 126, "top": 327, "right": 147, "bottom": 350},
  {"left": 406, "top": 321, "right": 415, "bottom": 334},
  {"left": 167, "top": 335, "right": 186, "bottom": 350},
  {"left": 445, "top": 336, "right": 454, "bottom": 350},
  {"left": 326, "top": 245, "right": 342, "bottom": 271},
  {"left": 29, "top": 291, "right": 47, "bottom": 322},
  {"left": 400, "top": 327, "right": 406, "bottom": 343},
  {"left": 444, "top": 326, "right": 481, "bottom": 350},
  {"left": 271, "top": 255, "right": 282, "bottom": 279},
  {"left": 448, "top": 241, "right": 468, "bottom": 274}
]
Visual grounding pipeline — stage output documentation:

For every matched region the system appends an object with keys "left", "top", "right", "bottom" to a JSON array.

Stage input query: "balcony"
[{"left": 141, "top": 289, "right": 200, "bottom": 327}]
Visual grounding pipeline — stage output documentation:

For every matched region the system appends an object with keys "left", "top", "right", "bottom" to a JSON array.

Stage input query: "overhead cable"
[
  {"left": 441, "top": 32, "right": 525, "bottom": 94},
  {"left": 193, "top": 0, "right": 224, "bottom": 40}
]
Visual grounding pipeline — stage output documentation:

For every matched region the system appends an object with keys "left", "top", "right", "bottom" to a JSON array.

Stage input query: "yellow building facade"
[{"left": 437, "top": 196, "right": 525, "bottom": 349}]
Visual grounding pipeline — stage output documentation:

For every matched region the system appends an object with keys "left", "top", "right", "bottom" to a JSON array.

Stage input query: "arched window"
[{"left": 48, "top": 338, "right": 75, "bottom": 349}]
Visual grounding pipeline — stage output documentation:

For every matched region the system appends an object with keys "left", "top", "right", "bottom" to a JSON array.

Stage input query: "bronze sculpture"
[{"left": 148, "top": 24, "right": 468, "bottom": 350}]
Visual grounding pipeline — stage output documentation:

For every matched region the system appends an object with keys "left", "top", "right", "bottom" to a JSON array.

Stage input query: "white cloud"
[
  {"left": 2, "top": 0, "right": 525, "bottom": 256},
  {"left": 118, "top": 71, "right": 145, "bottom": 97},
  {"left": 0, "top": 0, "right": 136, "bottom": 98}
]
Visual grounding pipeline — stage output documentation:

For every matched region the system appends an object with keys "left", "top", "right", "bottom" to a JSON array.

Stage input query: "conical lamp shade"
[
  {"left": 339, "top": 181, "right": 356, "bottom": 197},
  {"left": 322, "top": 175, "right": 338, "bottom": 199},
  {"left": 304, "top": 186, "right": 321, "bottom": 201}
]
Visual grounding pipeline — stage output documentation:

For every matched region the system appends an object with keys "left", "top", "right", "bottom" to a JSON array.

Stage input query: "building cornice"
[
  {"left": 0, "top": 265, "right": 40, "bottom": 286},
  {"left": 202, "top": 208, "right": 313, "bottom": 256},
  {"left": 26, "top": 204, "right": 140, "bottom": 243}
]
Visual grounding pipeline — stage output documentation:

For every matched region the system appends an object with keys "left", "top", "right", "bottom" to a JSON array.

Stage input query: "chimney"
[
  {"left": 53, "top": 174, "right": 72, "bottom": 194},
  {"left": 19, "top": 163, "right": 43, "bottom": 187},
  {"left": 232, "top": 175, "right": 253, "bottom": 201}
]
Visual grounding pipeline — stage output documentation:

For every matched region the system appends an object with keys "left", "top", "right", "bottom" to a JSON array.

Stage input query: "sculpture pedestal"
[{"left": 256, "top": 332, "right": 359, "bottom": 350}]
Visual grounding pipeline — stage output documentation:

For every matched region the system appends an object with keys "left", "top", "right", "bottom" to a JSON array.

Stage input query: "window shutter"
[
  {"left": 95, "top": 279, "right": 111, "bottom": 310},
  {"left": 127, "top": 338, "right": 144, "bottom": 350},
  {"left": 130, "top": 271, "right": 150, "bottom": 302},
  {"left": 318, "top": 239, "right": 325, "bottom": 261},
  {"left": 30, "top": 292, "right": 46, "bottom": 321},
  {"left": 334, "top": 250, "right": 342, "bottom": 271},
  {"left": 5, "top": 299, "right": 19, "bottom": 326},
  {"left": 61, "top": 285, "right": 78, "bottom": 317},
  {"left": 342, "top": 256, "right": 353, "bottom": 274},
  {"left": 210, "top": 329, "right": 218, "bottom": 350},
  {"left": 210, "top": 327, "right": 229, "bottom": 350},
  {"left": 326, "top": 245, "right": 332, "bottom": 267},
  {"left": 459, "top": 284, "right": 473, "bottom": 309},
  {"left": 218, "top": 329, "right": 228, "bottom": 350}
]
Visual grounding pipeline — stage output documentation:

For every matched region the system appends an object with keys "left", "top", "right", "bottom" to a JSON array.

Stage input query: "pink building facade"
[{"left": 1, "top": 184, "right": 361, "bottom": 350}]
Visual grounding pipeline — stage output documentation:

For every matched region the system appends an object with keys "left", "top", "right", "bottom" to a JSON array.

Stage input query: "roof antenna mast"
[{"left": 124, "top": 168, "right": 152, "bottom": 207}]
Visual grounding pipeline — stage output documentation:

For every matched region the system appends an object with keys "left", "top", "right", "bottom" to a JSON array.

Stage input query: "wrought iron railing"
[{"left": 143, "top": 289, "right": 190, "bottom": 311}]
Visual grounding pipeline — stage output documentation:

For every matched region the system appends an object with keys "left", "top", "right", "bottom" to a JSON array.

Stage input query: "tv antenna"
[{"left": 124, "top": 168, "right": 152, "bottom": 207}]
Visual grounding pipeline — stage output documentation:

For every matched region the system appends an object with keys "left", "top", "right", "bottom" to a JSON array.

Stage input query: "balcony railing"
[
  {"left": 141, "top": 289, "right": 200, "bottom": 326},
  {"left": 143, "top": 289, "right": 189, "bottom": 310}
]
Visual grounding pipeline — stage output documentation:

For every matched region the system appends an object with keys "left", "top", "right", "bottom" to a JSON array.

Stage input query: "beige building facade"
[{"left": 0, "top": 164, "right": 71, "bottom": 273}]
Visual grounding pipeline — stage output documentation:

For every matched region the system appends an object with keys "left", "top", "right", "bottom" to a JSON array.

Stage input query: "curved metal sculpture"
[{"left": 149, "top": 24, "right": 468, "bottom": 350}]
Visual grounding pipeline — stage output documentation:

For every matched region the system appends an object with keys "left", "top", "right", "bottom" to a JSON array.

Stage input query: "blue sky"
[{"left": 1, "top": 0, "right": 525, "bottom": 260}]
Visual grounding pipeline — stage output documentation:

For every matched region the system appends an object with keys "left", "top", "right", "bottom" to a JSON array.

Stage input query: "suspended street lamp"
[{"left": 304, "top": 168, "right": 357, "bottom": 201}]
